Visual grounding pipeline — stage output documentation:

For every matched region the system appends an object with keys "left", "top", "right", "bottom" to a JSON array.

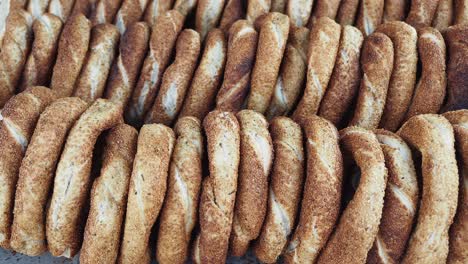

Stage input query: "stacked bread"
[{"left": 0, "top": 0, "right": 467, "bottom": 263}]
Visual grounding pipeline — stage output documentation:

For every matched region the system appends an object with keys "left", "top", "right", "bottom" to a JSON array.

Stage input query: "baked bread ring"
[
  {"left": 443, "top": 24, "right": 468, "bottom": 112},
  {"left": 349, "top": 32, "right": 394, "bottom": 129},
  {"left": 319, "top": 25, "right": 364, "bottom": 127},
  {"left": 126, "top": 10, "right": 184, "bottom": 126},
  {"left": 287, "top": 0, "right": 313, "bottom": 27},
  {"left": 118, "top": 124, "right": 175, "bottom": 264},
  {"left": 366, "top": 129, "right": 419, "bottom": 264},
  {"left": 74, "top": 23, "right": 120, "bottom": 103},
  {"left": 179, "top": 29, "right": 227, "bottom": 121},
  {"left": 377, "top": 21, "right": 418, "bottom": 131},
  {"left": 105, "top": 22, "right": 150, "bottom": 109},
  {"left": 46, "top": 99, "right": 123, "bottom": 258},
  {"left": 317, "top": 126, "right": 388, "bottom": 264},
  {"left": 405, "top": 27, "right": 446, "bottom": 120},
  {"left": 50, "top": 13, "right": 91, "bottom": 98},
  {"left": 253, "top": 117, "right": 304, "bottom": 264},
  {"left": 246, "top": 0, "right": 271, "bottom": 23},
  {"left": 216, "top": 20, "right": 258, "bottom": 112},
  {"left": 432, "top": 0, "right": 454, "bottom": 31},
  {"left": 356, "top": 0, "right": 384, "bottom": 36},
  {"left": 406, "top": 0, "right": 440, "bottom": 29},
  {"left": 113, "top": 0, "right": 149, "bottom": 34},
  {"left": 219, "top": 0, "right": 245, "bottom": 33},
  {"left": 48, "top": 0, "right": 76, "bottom": 21},
  {"left": 336, "top": 0, "right": 359, "bottom": 26},
  {"left": 80, "top": 124, "right": 138, "bottom": 264},
  {"left": 90, "top": 0, "right": 124, "bottom": 26},
  {"left": 266, "top": 26, "right": 309, "bottom": 119},
  {"left": 0, "top": 10, "right": 33, "bottom": 106},
  {"left": 0, "top": 87, "right": 55, "bottom": 249},
  {"left": 0, "top": 0, "right": 26, "bottom": 47},
  {"left": 10, "top": 97, "right": 87, "bottom": 256},
  {"left": 383, "top": 0, "right": 409, "bottom": 22},
  {"left": 247, "top": 12, "right": 289, "bottom": 114},
  {"left": 19, "top": 13, "right": 63, "bottom": 92},
  {"left": 398, "top": 114, "right": 459, "bottom": 264},
  {"left": 195, "top": 0, "right": 225, "bottom": 40},
  {"left": 284, "top": 115, "right": 343, "bottom": 263},
  {"left": 442, "top": 110, "right": 468, "bottom": 264},
  {"left": 145, "top": 29, "right": 201, "bottom": 126},
  {"left": 230, "top": 110, "right": 273, "bottom": 256},
  {"left": 454, "top": 0, "right": 468, "bottom": 25},
  {"left": 143, "top": 0, "right": 173, "bottom": 26},
  {"left": 173, "top": 0, "right": 197, "bottom": 17},
  {"left": 292, "top": 17, "right": 341, "bottom": 122},
  {"left": 192, "top": 111, "right": 240, "bottom": 264},
  {"left": 156, "top": 117, "right": 204, "bottom": 264}
]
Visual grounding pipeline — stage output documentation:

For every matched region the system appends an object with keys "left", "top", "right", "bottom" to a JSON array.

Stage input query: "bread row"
[{"left": 0, "top": 87, "right": 465, "bottom": 263}]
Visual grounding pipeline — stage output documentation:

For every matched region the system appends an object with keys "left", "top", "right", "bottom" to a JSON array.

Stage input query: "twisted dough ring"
[
  {"left": 356, "top": 0, "right": 384, "bottom": 36},
  {"left": 46, "top": 99, "right": 123, "bottom": 257},
  {"left": 143, "top": 0, "right": 173, "bottom": 26},
  {"left": 284, "top": 115, "right": 343, "bottom": 263},
  {"left": 366, "top": 129, "right": 419, "bottom": 263},
  {"left": 254, "top": 117, "right": 305, "bottom": 263},
  {"left": 195, "top": 0, "right": 225, "bottom": 40},
  {"left": 442, "top": 110, "right": 468, "bottom": 264},
  {"left": 406, "top": 0, "right": 440, "bottom": 29},
  {"left": 398, "top": 114, "right": 459, "bottom": 264},
  {"left": 0, "top": 87, "right": 56, "bottom": 249},
  {"left": 113, "top": 0, "right": 149, "bottom": 34},
  {"left": 318, "top": 126, "right": 388, "bottom": 264},
  {"left": 10, "top": 97, "right": 87, "bottom": 256}
]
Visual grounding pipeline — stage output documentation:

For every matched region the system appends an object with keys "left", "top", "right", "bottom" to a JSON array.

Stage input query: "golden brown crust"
[
  {"left": 179, "top": 29, "right": 227, "bottom": 120},
  {"left": 319, "top": 25, "right": 363, "bottom": 127},
  {"left": 246, "top": 0, "right": 271, "bottom": 23},
  {"left": 311, "top": 0, "right": 341, "bottom": 23},
  {"left": 432, "top": 0, "right": 454, "bottom": 31},
  {"left": 19, "top": 14, "right": 63, "bottom": 92},
  {"left": 195, "top": 0, "right": 225, "bottom": 40},
  {"left": 266, "top": 26, "right": 309, "bottom": 119},
  {"left": 271, "top": 0, "right": 286, "bottom": 12},
  {"left": 253, "top": 117, "right": 304, "bottom": 264},
  {"left": 443, "top": 24, "right": 468, "bottom": 111},
  {"left": 367, "top": 129, "right": 419, "bottom": 264},
  {"left": 0, "top": 1, "right": 27, "bottom": 47},
  {"left": 113, "top": 0, "right": 149, "bottom": 34},
  {"left": 48, "top": 0, "right": 76, "bottom": 21},
  {"left": 143, "top": 0, "right": 173, "bottom": 26},
  {"left": 173, "top": 0, "right": 197, "bottom": 17},
  {"left": 383, "top": 0, "right": 409, "bottom": 22},
  {"left": 230, "top": 110, "right": 273, "bottom": 256},
  {"left": 118, "top": 124, "right": 175, "bottom": 264},
  {"left": 216, "top": 20, "right": 258, "bottom": 112},
  {"left": 145, "top": 29, "right": 201, "bottom": 125},
  {"left": 126, "top": 10, "right": 184, "bottom": 126},
  {"left": 46, "top": 99, "right": 123, "bottom": 258},
  {"left": 0, "top": 10, "right": 33, "bottom": 106},
  {"left": 317, "top": 126, "right": 388, "bottom": 264},
  {"left": 349, "top": 32, "right": 394, "bottom": 129},
  {"left": 90, "top": 0, "right": 124, "bottom": 26},
  {"left": 192, "top": 111, "right": 240, "bottom": 264},
  {"left": 10, "top": 97, "right": 87, "bottom": 256},
  {"left": 454, "top": 0, "right": 468, "bottom": 25},
  {"left": 356, "top": 0, "right": 384, "bottom": 36},
  {"left": 377, "top": 21, "right": 418, "bottom": 131},
  {"left": 50, "top": 13, "right": 91, "bottom": 98},
  {"left": 442, "top": 110, "right": 468, "bottom": 264},
  {"left": 71, "top": 0, "right": 98, "bottom": 17},
  {"left": 287, "top": 0, "right": 313, "bottom": 27},
  {"left": 0, "top": 87, "right": 55, "bottom": 249},
  {"left": 292, "top": 17, "right": 341, "bottom": 122},
  {"left": 156, "top": 117, "right": 203, "bottom": 264},
  {"left": 406, "top": 0, "right": 440, "bottom": 29},
  {"left": 405, "top": 27, "right": 446, "bottom": 120},
  {"left": 398, "top": 114, "right": 459, "bottom": 264},
  {"left": 284, "top": 115, "right": 343, "bottom": 263},
  {"left": 80, "top": 124, "right": 138, "bottom": 264},
  {"left": 336, "top": 0, "right": 359, "bottom": 25},
  {"left": 74, "top": 23, "right": 120, "bottom": 103},
  {"left": 105, "top": 22, "right": 150, "bottom": 109},
  {"left": 247, "top": 12, "right": 289, "bottom": 114},
  {"left": 219, "top": 0, "right": 245, "bottom": 33}
]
